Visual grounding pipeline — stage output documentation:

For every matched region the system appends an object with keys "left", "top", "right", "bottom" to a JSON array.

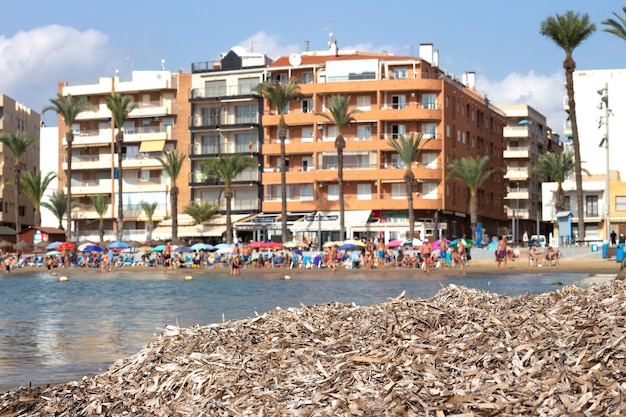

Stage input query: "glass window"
[
  {"left": 357, "top": 183, "right": 371, "bottom": 200},
  {"left": 422, "top": 182, "right": 438, "bottom": 199},
  {"left": 235, "top": 133, "right": 257, "bottom": 153},
  {"left": 328, "top": 184, "right": 339, "bottom": 201},
  {"left": 356, "top": 95, "right": 371, "bottom": 110},
  {"left": 586, "top": 195, "right": 599, "bottom": 217},
  {"left": 302, "top": 72, "right": 314, "bottom": 84},
  {"left": 302, "top": 127, "right": 314, "bottom": 142},
  {"left": 422, "top": 94, "right": 437, "bottom": 109},
  {"left": 357, "top": 125, "right": 372, "bottom": 140},
  {"left": 392, "top": 67, "right": 407, "bottom": 79},
  {"left": 392, "top": 95, "right": 406, "bottom": 110},
  {"left": 391, "top": 124, "right": 406, "bottom": 139},
  {"left": 201, "top": 135, "right": 220, "bottom": 154},
  {"left": 421, "top": 123, "right": 437, "bottom": 139},
  {"left": 301, "top": 98, "right": 313, "bottom": 113},
  {"left": 391, "top": 183, "right": 404, "bottom": 199},
  {"left": 235, "top": 104, "right": 256, "bottom": 124},
  {"left": 299, "top": 184, "right": 313, "bottom": 201},
  {"left": 564, "top": 196, "right": 570, "bottom": 211},
  {"left": 202, "top": 107, "right": 221, "bottom": 125}
]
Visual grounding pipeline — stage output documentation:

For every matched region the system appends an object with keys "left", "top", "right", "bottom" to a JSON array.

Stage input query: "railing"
[
  {"left": 189, "top": 113, "right": 260, "bottom": 128},
  {"left": 190, "top": 85, "right": 261, "bottom": 99},
  {"left": 190, "top": 142, "right": 260, "bottom": 156},
  {"left": 189, "top": 170, "right": 260, "bottom": 184}
]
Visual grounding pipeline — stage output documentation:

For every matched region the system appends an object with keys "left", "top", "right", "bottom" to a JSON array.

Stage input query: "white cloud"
[
  {"left": 0, "top": 25, "right": 120, "bottom": 123},
  {"left": 477, "top": 71, "right": 566, "bottom": 134},
  {"left": 237, "top": 32, "right": 301, "bottom": 60}
]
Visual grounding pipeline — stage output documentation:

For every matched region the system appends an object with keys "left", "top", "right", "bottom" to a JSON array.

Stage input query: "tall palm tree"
[
  {"left": 19, "top": 170, "right": 57, "bottom": 226},
  {"left": 202, "top": 155, "right": 257, "bottom": 244},
  {"left": 140, "top": 201, "right": 158, "bottom": 243},
  {"left": 316, "top": 95, "right": 361, "bottom": 240},
  {"left": 91, "top": 195, "right": 110, "bottom": 244},
  {"left": 43, "top": 94, "right": 91, "bottom": 241},
  {"left": 386, "top": 132, "right": 432, "bottom": 239},
  {"left": 446, "top": 155, "right": 504, "bottom": 243},
  {"left": 530, "top": 151, "right": 577, "bottom": 214},
  {"left": 105, "top": 93, "right": 137, "bottom": 241},
  {"left": 42, "top": 190, "right": 67, "bottom": 229},
  {"left": 184, "top": 201, "right": 218, "bottom": 224},
  {"left": 602, "top": 7, "right": 626, "bottom": 41},
  {"left": 253, "top": 80, "right": 302, "bottom": 243},
  {"left": 0, "top": 132, "right": 38, "bottom": 238},
  {"left": 156, "top": 149, "right": 186, "bottom": 240},
  {"left": 540, "top": 11, "right": 596, "bottom": 243}
]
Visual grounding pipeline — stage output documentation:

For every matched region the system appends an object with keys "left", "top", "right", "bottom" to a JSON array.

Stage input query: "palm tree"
[
  {"left": 19, "top": 170, "right": 57, "bottom": 226},
  {"left": 0, "top": 132, "right": 38, "bottom": 238},
  {"left": 602, "top": 7, "right": 626, "bottom": 41},
  {"left": 105, "top": 93, "right": 137, "bottom": 241},
  {"left": 385, "top": 132, "right": 432, "bottom": 239},
  {"left": 184, "top": 201, "right": 218, "bottom": 224},
  {"left": 530, "top": 151, "right": 577, "bottom": 213},
  {"left": 540, "top": 11, "right": 596, "bottom": 243},
  {"left": 446, "top": 155, "right": 504, "bottom": 243},
  {"left": 41, "top": 190, "right": 68, "bottom": 229},
  {"left": 253, "top": 80, "right": 302, "bottom": 243},
  {"left": 91, "top": 194, "right": 110, "bottom": 244},
  {"left": 140, "top": 201, "right": 158, "bottom": 243},
  {"left": 43, "top": 94, "right": 91, "bottom": 241},
  {"left": 156, "top": 149, "right": 186, "bottom": 240},
  {"left": 202, "top": 155, "right": 257, "bottom": 244},
  {"left": 316, "top": 95, "right": 361, "bottom": 240}
]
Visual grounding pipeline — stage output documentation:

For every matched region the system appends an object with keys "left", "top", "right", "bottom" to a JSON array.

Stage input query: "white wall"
[{"left": 40, "top": 127, "right": 59, "bottom": 228}]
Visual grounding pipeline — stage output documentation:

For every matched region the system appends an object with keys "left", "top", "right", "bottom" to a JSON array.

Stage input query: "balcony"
[
  {"left": 504, "top": 167, "right": 529, "bottom": 180},
  {"left": 189, "top": 85, "right": 260, "bottom": 101},
  {"left": 189, "top": 169, "right": 260, "bottom": 186},
  {"left": 503, "top": 145, "right": 530, "bottom": 159},
  {"left": 70, "top": 178, "right": 166, "bottom": 195},
  {"left": 189, "top": 114, "right": 260, "bottom": 130},
  {"left": 189, "top": 142, "right": 260, "bottom": 157},
  {"left": 66, "top": 126, "right": 172, "bottom": 147}
]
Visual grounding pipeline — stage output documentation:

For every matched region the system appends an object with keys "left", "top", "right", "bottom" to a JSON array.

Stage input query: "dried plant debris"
[{"left": 2, "top": 281, "right": 626, "bottom": 416}]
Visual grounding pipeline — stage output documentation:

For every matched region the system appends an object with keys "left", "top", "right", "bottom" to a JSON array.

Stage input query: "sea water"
[{"left": 0, "top": 268, "right": 589, "bottom": 391}]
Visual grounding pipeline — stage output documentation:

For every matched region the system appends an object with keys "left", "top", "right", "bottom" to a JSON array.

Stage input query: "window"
[
  {"left": 274, "top": 73, "right": 287, "bottom": 83},
  {"left": 201, "top": 135, "right": 220, "bottom": 154},
  {"left": 202, "top": 107, "right": 221, "bottom": 125},
  {"left": 421, "top": 152, "right": 438, "bottom": 168},
  {"left": 422, "top": 94, "right": 437, "bottom": 109},
  {"left": 391, "top": 183, "right": 404, "bottom": 199},
  {"left": 392, "top": 67, "right": 407, "bottom": 79},
  {"left": 357, "top": 183, "right": 372, "bottom": 200},
  {"left": 391, "top": 95, "right": 406, "bottom": 110},
  {"left": 238, "top": 78, "right": 258, "bottom": 94},
  {"left": 357, "top": 125, "right": 372, "bottom": 140},
  {"left": 235, "top": 133, "right": 257, "bottom": 153},
  {"left": 421, "top": 123, "right": 437, "bottom": 139},
  {"left": 356, "top": 95, "right": 371, "bottom": 111},
  {"left": 302, "top": 127, "right": 314, "bottom": 142},
  {"left": 302, "top": 72, "right": 314, "bottom": 84},
  {"left": 328, "top": 184, "right": 339, "bottom": 200},
  {"left": 422, "top": 182, "right": 438, "bottom": 199},
  {"left": 301, "top": 98, "right": 313, "bottom": 113},
  {"left": 446, "top": 125, "right": 450, "bottom": 138},
  {"left": 391, "top": 124, "right": 406, "bottom": 139},
  {"left": 586, "top": 195, "right": 599, "bottom": 217},
  {"left": 616, "top": 196, "right": 626, "bottom": 211},
  {"left": 564, "top": 196, "right": 571, "bottom": 213},
  {"left": 299, "top": 184, "right": 313, "bottom": 201},
  {"left": 140, "top": 170, "right": 150, "bottom": 182},
  {"left": 235, "top": 104, "right": 256, "bottom": 124}
]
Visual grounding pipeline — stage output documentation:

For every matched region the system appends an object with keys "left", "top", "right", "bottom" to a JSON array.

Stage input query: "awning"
[
  {"left": 139, "top": 140, "right": 166, "bottom": 152},
  {"left": 290, "top": 210, "right": 371, "bottom": 233},
  {"left": 152, "top": 224, "right": 226, "bottom": 240}
]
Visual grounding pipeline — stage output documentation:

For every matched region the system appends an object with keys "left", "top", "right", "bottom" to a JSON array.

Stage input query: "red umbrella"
[
  {"left": 56, "top": 242, "right": 76, "bottom": 250},
  {"left": 246, "top": 241, "right": 266, "bottom": 249},
  {"left": 262, "top": 241, "right": 283, "bottom": 250}
]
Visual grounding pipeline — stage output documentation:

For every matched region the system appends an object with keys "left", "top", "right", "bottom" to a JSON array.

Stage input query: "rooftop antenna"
[
  {"left": 160, "top": 59, "right": 165, "bottom": 71},
  {"left": 249, "top": 40, "right": 257, "bottom": 53}
]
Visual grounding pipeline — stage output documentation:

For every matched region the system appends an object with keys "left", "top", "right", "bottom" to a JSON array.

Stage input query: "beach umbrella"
[
  {"left": 213, "top": 243, "right": 231, "bottom": 250},
  {"left": 216, "top": 245, "right": 234, "bottom": 254},
  {"left": 190, "top": 243, "right": 213, "bottom": 251},
  {"left": 402, "top": 238, "right": 423, "bottom": 247},
  {"left": 15, "top": 240, "right": 32, "bottom": 251},
  {"left": 283, "top": 240, "right": 307, "bottom": 249},
  {"left": 45, "top": 250, "right": 60, "bottom": 257},
  {"left": 136, "top": 245, "right": 154, "bottom": 252},
  {"left": 450, "top": 238, "right": 475, "bottom": 249},
  {"left": 79, "top": 243, "right": 104, "bottom": 252},
  {"left": 108, "top": 241, "right": 130, "bottom": 250},
  {"left": 323, "top": 241, "right": 340, "bottom": 248},
  {"left": 387, "top": 239, "right": 403, "bottom": 248},
  {"left": 45, "top": 241, "right": 63, "bottom": 250},
  {"left": 261, "top": 241, "right": 283, "bottom": 250},
  {"left": 246, "top": 241, "right": 266, "bottom": 249},
  {"left": 342, "top": 239, "right": 366, "bottom": 247},
  {"left": 151, "top": 244, "right": 167, "bottom": 253},
  {"left": 172, "top": 245, "right": 193, "bottom": 253},
  {"left": 432, "top": 239, "right": 452, "bottom": 250},
  {"left": 56, "top": 242, "right": 76, "bottom": 250},
  {"left": 291, "top": 248, "right": 303, "bottom": 256},
  {"left": 338, "top": 243, "right": 361, "bottom": 251},
  {"left": 0, "top": 240, "right": 14, "bottom": 249}
]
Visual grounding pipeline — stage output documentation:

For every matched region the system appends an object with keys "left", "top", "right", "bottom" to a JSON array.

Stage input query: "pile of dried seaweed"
[{"left": 2, "top": 281, "right": 626, "bottom": 416}]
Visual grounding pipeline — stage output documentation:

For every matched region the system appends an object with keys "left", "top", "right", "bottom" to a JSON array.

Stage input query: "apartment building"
[
  {"left": 186, "top": 47, "right": 268, "bottom": 241},
  {"left": 55, "top": 70, "right": 191, "bottom": 242},
  {"left": 0, "top": 94, "right": 40, "bottom": 237},
  {"left": 498, "top": 104, "right": 561, "bottom": 242},
  {"left": 250, "top": 42, "right": 507, "bottom": 243}
]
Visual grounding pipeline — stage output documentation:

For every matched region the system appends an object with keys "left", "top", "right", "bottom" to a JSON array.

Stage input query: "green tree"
[
  {"left": 202, "top": 155, "right": 257, "bottom": 244},
  {"left": 253, "top": 80, "right": 302, "bottom": 243},
  {"left": 43, "top": 94, "right": 91, "bottom": 241},
  {"left": 184, "top": 201, "right": 218, "bottom": 224},
  {"left": 385, "top": 132, "right": 432, "bottom": 239},
  {"left": 540, "top": 11, "right": 596, "bottom": 243},
  {"left": 156, "top": 149, "right": 186, "bottom": 240},
  {"left": 602, "top": 7, "right": 626, "bottom": 41},
  {"left": 105, "top": 93, "right": 137, "bottom": 241},
  {"left": 0, "top": 132, "right": 38, "bottom": 238},
  {"left": 140, "top": 201, "right": 158, "bottom": 243},
  {"left": 41, "top": 190, "right": 68, "bottom": 229},
  {"left": 91, "top": 194, "right": 110, "bottom": 244},
  {"left": 19, "top": 170, "right": 57, "bottom": 226},
  {"left": 316, "top": 95, "right": 361, "bottom": 240},
  {"left": 446, "top": 155, "right": 504, "bottom": 243}
]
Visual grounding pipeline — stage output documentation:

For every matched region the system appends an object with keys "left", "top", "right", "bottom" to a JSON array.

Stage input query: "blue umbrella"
[
  {"left": 46, "top": 241, "right": 63, "bottom": 250},
  {"left": 172, "top": 245, "right": 193, "bottom": 253},
  {"left": 191, "top": 243, "right": 214, "bottom": 251},
  {"left": 213, "top": 243, "right": 231, "bottom": 250},
  {"left": 81, "top": 244, "right": 104, "bottom": 252},
  {"left": 151, "top": 245, "right": 167, "bottom": 253},
  {"left": 338, "top": 243, "right": 360, "bottom": 251},
  {"left": 108, "top": 241, "right": 130, "bottom": 249},
  {"left": 291, "top": 248, "right": 303, "bottom": 256}
]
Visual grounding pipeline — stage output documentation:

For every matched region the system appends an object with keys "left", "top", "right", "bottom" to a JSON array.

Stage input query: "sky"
[{"left": 1, "top": 0, "right": 625, "bottom": 133}]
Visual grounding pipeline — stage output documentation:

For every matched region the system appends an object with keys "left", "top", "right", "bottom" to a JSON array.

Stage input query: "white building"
[{"left": 40, "top": 126, "right": 59, "bottom": 228}]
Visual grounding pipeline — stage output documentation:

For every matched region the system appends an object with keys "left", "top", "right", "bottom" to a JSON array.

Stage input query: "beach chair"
[{"left": 301, "top": 255, "right": 312, "bottom": 269}]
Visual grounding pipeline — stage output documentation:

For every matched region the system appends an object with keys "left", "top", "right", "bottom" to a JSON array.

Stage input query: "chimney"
[
  {"left": 419, "top": 43, "right": 433, "bottom": 64},
  {"left": 305, "top": 40, "right": 310, "bottom": 51},
  {"left": 433, "top": 49, "right": 439, "bottom": 67},
  {"left": 466, "top": 71, "right": 476, "bottom": 89}
]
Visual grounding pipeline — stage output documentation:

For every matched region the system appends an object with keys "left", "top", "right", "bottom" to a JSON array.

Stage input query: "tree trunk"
[
  {"left": 116, "top": 132, "right": 124, "bottom": 241},
  {"left": 14, "top": 166, "right": 20, "bottom": 240},
  {"left": 171, "top": 187, "right": 179, "bottom": 240},
  {"left": 336, "top": 135, "right": 346, "bottom": 241},
  {"left": 66, "top": 132, "right": 73, "bottom": 242},
  {"left": 99, "top": 220, "right": 104, "bottom": 243},
  {"left": 405, "top": 171, "right": 415, "bottom": 239},
  {"left": 565, "top": 58, "right": 585, "bottom": 244},
  {"left": 470, "top": 193, "right": 478, "bottom": 244},
  {"left": 225, "top": 189, "right": 233, "bottom": 244},
  {"left": 279, "top": 118, "right": 287, "bottom": 243}
]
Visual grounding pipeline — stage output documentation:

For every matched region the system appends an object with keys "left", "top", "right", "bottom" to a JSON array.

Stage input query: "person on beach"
[
  {"left": 377, "top": 240, "right": 386, "bottom": 267},
  {"left": 46, "top": 256, "right": 53, "bottom": 273},
  {"left": 522, "top": 231, "right": 529, "bottom": 247},
  {"left": 439, "top": 238, "right": 448, "bottom": 270},
  {"left": 5, "top": 255, "right": 12, "bottom": 273},
  {"left": 328, "top": 245, "right": 338, "bottom": 271},
  {"left": 101, "top": 253, "right": 109, "bottom": 273},
  {"left": 420, "top": 238, "right": 433, "bottom": 272},
  {"left": 497, "top": 235, "right": 508, "bottom": 268},
  {"left": 452, "top": 239, "right": 465, "bottom": 268},
  {"left": 164, "top": 243, "right": 172, "bottom": 269}
]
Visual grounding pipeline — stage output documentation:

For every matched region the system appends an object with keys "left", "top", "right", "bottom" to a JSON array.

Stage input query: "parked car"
[{"left": 530, "top": 235, "right": 547, "bottom": 248}]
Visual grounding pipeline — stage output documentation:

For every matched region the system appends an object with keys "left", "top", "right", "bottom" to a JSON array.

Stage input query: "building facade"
[
  {"left": 498, "top": 104, "right": 561, "bottom": 242},
  {"left": 0, "top": 94, "right": 41, "bottom": 237},
  {"left": 55, "top": 71, "right": 191, "bottom": 242},
  {"left": 254, "top": 42, "right": 507, "bottom": 244}
]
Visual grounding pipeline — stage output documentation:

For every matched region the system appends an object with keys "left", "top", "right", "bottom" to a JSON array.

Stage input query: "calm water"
[{"left": 0, "top": 268, "right": 589, "bottom": 391}]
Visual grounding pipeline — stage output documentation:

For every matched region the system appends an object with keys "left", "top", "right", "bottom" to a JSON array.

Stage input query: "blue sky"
[{"left": 1, "top": 0, "right": 625, "bottom": 132}]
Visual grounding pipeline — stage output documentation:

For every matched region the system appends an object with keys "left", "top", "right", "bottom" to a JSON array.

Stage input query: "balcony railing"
[
  {"left": 189, "top": 114, "right": 260, "bottom": 128},
  {"left": 189, "top": 170, "right": 260, "bottom": 184},
  {"left": 189, "top": 142, "right": 260, "bottom": 156},
  {"left": 190, "top": 85, "right": 261, "bottom": 100}
]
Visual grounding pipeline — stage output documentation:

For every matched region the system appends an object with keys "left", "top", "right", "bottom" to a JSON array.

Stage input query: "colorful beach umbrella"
[
  {"left": 386, "top": 239, "right": 403, "bottom": 248},
  {"left": 342, "top": 239, "right": 365, "bottom": 248},
  {"left": 108, "top": 241, "right": 130, "bottom": 250},
  {"left": 56, "top": 242, "right": 76, "bottom": 250},
  {"left": 45, "top": 241, "right": 63, "bottom": 250},
  {"left": 190, "top": 243, "right": 213, "bottom": 251},
  {"left": 450, "top": 238, "right": 475, "bottom": 249},
  {"left": 402, "top": 238, "right": 423, "bottom": 247}
]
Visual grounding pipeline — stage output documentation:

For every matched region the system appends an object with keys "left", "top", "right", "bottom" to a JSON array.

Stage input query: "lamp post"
[{"left": 598, "top": 84, "right": 610, "bottom": 244}]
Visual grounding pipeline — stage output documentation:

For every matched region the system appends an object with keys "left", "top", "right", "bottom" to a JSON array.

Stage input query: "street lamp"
[{"left": 598, "top": 84, "right": 610, "bottom": 244}]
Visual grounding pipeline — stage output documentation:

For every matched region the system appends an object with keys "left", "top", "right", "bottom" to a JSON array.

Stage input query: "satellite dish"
[{"left": 289, "top": 53, "right": 302, "bottom": 67}]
